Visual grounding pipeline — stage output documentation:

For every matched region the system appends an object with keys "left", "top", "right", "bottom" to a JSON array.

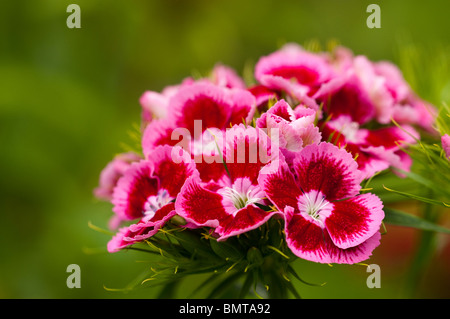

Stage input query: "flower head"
[{"left": 107, "top": 145, "right": 196, "bottom": 252}]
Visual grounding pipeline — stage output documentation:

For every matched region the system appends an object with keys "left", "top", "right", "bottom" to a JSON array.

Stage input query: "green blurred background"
[{"left": 1, "top": 0, "right": 450, "bottom": 298}]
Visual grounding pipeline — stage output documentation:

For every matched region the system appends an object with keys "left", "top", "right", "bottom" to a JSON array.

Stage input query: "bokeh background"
[{"left": 1, "top": 0, "right": 450, "bottom": 298}]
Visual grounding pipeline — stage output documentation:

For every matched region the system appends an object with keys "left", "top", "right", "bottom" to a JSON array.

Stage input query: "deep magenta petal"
[{"left": 293, "top": 142, "right": 362, "bottom": 202}]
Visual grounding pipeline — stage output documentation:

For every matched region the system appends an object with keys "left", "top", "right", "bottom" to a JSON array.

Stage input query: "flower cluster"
[{"left": 95, "top": 43, "right": 437, "bottom": 268}]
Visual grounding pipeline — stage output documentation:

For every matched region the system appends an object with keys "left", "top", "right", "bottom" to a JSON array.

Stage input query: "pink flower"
[
  {"left": 141, "top": 82, "right": 256, "bottom": 157},
  {"left": 320, "top": 116, "right": 418, "bottom": 178},
  {"left": 210, "top": 64, "right": 246, "bottom": 89},
  {"left": 256, "top": 99, "right": 321, "bottom": 167},
  {"left": 442, "top": 134, "right": 450, "bottom": 159},
  {"left": 139, "top": 64, "right": 246, "bottom": 126},
  {"left": 313, "top": 72, "right": 376, "bottom": 125},
  {"left": 107, "top": 145, "right": 196, "bottom": 252},
  {"left": 255, "top": 43, "right": 335, "bottom": 100},
  {"left": 247, "top": 84, "right": 279, "bottom": 112},
  {"left": 139, "top": 77, "right": 195, "bottom": 125},
  {"left": 258, "top": 142, "right": 384, "bottom": 264},
  {"left": 94, "top": 152, "right": 142, "bottom": 201},
  {"left": 175, "top": 125, "right": 279, "bottom": 241}
]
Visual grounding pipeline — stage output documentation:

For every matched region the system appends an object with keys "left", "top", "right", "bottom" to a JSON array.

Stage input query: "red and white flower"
[
  {"left": 107, "top": 145, "right": 196, "bottom": 252},
  {"left": 175, "top": 125, "right": 280, "bottom": 241},
  {"left": 320, "top": 116, "right": 418, "bottom": 178},
  {"left": 255, "top": 43, "right": 336, "bottom": 100},
  {"left": 141, "top": 82, "right": 256, "bottom": 156},
  {"left": 258, "top": 142, "right": 384, "bottom": 264}
]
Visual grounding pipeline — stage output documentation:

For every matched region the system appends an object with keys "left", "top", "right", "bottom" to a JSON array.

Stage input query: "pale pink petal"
[
  {"left": 211, "top": 64, "right": 246, "bottom": 89},
  {"left": 442, "top": 134, "right": 450, "bottom": 159},
  {"left": 352, "top": 56, "right": 395, "bottom": 124}
]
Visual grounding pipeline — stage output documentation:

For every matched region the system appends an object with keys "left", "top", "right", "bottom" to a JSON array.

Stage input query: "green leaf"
[
  {"left": 383, "top": 185, "right": 450, "bottom": 208},
  {"left": 384, "top": 207, "right": 450, "bottom": 234}
]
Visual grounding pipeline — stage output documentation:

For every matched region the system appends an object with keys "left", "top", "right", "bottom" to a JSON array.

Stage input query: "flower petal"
[
  {"left": 94, "top": 152, "right": 141, "bottom": 201},
  {"left": 284, "top": 206, "right": 382, "bottom": 264},
  {"left": 112, "top": 160, "right": 159, "bottom": 220},
  {"left": 216, "top": 205, "right": 278, "bottom": 241},
  {"left": 325, "top": 193, "right": 384, "bottom": 249},
  {"left": 255, "top": 43, "right": 335, "bottom": 97},
  {"left": 142, "top": 118, "right": 179, "bottom": 158},
  {"left": 223, "top": 125, "right": 274, "bottom": 184},
  {"left": 258, "top": 158, "right": 302, "bottom": 212},
  {"left": 107, "top": 203, "right": 177, "bottom": 253},
  {"left": 314, "top": 74, "right": 376, "bottom": 124},
  {"left": 150, "top": 145, "right": 196, "bottom": 197},
  {"left": 175, "top": 175, "right": 228, "bottom": 228},
  {"left": 293, "top": 142, "right": 362, "bottom": 202}
]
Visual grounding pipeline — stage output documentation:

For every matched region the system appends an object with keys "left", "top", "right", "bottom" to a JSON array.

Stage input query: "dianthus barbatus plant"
[{"left": 93, "top": 42, "right": 449, "bottom": 298}]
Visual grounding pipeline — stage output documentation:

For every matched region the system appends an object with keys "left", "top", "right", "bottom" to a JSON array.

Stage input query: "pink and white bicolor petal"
[
  {"left": 107, "top": 203, "right": 177, "bottom": 253},
  {"left": 325, "top": 193, "right": 384, "bottom": 249},
  {"left": 258, "top": 157, "right": 302, "bottom": 212},
  {"left": 223, "top": 125, "right": 274, "bottom": 184},
  {"left": 313, "top": 73, "right": 376, "bottom": 125},
  {"left": 293, "top": 142, "right": 363, "bottom": 202},
  {"left": 255, "top": 43, "right": 335, "bottom": 98},
  {"left": 112, "top": 160, "right": 159, "bottom": 220},
  {"left": 284, "top": 206, "right": 382, "bottom": 264},
  {"left": 215, "top": 204, "right": 278, "bottom": 241},
  {"left": 112, "top": 146, "right": 194, "bottom": 221},
  {"left": 94, "top": 152, "right": 142, "bottom": 201},
  {"left": 150, "top": 145, "right": 197, "bottom": 197},
  {"left": 175, "top": 175, "right": 228, "bottom": 229}
]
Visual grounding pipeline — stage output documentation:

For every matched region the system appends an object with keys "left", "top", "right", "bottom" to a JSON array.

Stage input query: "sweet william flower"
[
  {"left": 107, "top": 145, "right": 196, "bottom": 252},
  {"left": 139, "top": 64, "right": 247, "bottom": 126},
  {"left": 320, "top": 116, "right": 419, "bottom": 179},
  {"left": 141, "top": 82, "right": 256, "bottom": 154},
  {"left": 255, "top": 43, "right": 336, "bottom": 100},
  {"left": 175, "top": 125, "right": 280, "bottom": 241},
  {"left": 256, "top": 99, "right": 321, "bottom": 166},
  {"left": 258, "top": 142, "right": 384, "bottom": 264}
]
